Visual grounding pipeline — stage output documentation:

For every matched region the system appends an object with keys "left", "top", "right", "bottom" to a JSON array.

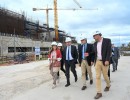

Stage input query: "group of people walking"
[{"left": 48, "top": 31, "right": 120, "bottom": 99}]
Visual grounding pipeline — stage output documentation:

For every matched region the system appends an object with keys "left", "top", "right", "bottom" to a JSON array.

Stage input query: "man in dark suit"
[
  {"left": 93, "top": 31, "right": 111, "bottom": 99},
  {"left": 63, "top": 37, "right": 78, "bottom": 87},
  {"left": 78, "top": 37, "right": 94, "bottom": 90},
  {"left": 111, "top": 44, "right": 120, "bottom": 72}
]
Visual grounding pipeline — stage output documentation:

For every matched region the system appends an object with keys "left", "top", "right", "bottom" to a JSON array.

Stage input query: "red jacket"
[{"left": 48, "top": 49, "right": 62, "bottom": 60}]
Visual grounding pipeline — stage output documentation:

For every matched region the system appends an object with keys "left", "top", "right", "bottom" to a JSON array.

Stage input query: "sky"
[{"left": 1, "top": 0, "right": 130, "bottom": 46}]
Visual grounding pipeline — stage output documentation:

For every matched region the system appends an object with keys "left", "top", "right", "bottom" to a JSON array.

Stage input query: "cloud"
[{"left": 0, "top": 0, "right": 130, "bottom": 46}]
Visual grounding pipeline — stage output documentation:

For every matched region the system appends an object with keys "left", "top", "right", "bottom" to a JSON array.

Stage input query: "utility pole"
[
  {"left": 0, "top": 34, "right": 3, "bottom": 63},
  {"left": 14, "top": 28, "right": 16, "bottom": 58}
]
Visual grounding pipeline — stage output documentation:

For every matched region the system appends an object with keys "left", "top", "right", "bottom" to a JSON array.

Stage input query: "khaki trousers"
[
  {"left": 95, "top": 60, "right": 110, "bottom": 93},
  {"left": 81, "top": 60, "right": 93, "bottom": 86}
]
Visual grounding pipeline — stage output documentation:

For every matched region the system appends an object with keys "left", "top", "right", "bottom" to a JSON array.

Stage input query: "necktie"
[
  {"left": 112, "top": 48, "right": 114, "bottom": 56},
  {"left": 68, "top": 47, "right": 70, "bottom": 60},
  {"left": 82, "top": 45, "right": 85, "bottom": 59}
]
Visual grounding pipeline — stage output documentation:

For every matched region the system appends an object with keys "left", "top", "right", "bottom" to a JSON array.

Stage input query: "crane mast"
[{"left": 54, "top": 0, "right": 59, "bottom": 41}]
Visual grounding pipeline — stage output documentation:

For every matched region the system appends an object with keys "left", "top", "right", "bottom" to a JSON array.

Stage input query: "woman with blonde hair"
[{"left": 48, "top": 41, "right": 62, "bottom": 89}]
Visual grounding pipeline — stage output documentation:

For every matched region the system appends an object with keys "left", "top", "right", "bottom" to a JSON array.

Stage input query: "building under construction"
[
  {"left": 0, "top": 7, "right": 76, "bottom": 58},
  {"left": 0, "top": 7, "right": 48, "bottom": 40}
]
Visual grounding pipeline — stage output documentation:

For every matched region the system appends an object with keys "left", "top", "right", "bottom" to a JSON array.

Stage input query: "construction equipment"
[
  {"left": 73, "top": 0, "right": 82, "bottom": 8},
  {"left": 54, "top": 0, "right": 82, "bottom": 41},
  {"left": 33, "top": 7, "right": 98, "bottom": 41},
  {"left": 33, "top": 0, "right": 98, "bottom": 41},
  {"left": 33, "top": 6, "right": 51, "bottom": 41},
  {"left": 54, "top": 0, "right": 58, "bottom": 41}
]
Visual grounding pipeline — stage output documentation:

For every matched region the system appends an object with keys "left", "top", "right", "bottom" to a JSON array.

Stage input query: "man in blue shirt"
[
  {"left": 78, "top": 37, "right": 94, "bottom": 90},
  {"left": 63, "top": 37, "right": 78, "bottom": 87}
]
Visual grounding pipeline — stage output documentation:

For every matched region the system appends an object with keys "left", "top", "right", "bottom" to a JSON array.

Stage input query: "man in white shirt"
[{"left": 93, "top": 31, "right": 111, "bottom": 99}]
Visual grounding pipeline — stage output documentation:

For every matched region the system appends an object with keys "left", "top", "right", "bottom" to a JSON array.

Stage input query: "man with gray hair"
[
  {"left": 78, "top": 37, "right": 94, "bottom": 90},
  {"left": 111, "top": 44, "right": 120, "bottom": 72}
]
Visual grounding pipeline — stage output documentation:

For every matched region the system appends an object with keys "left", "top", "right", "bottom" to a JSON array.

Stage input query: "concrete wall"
[{"left": 0, "top": 36, "right": 51, "bottom": 56}]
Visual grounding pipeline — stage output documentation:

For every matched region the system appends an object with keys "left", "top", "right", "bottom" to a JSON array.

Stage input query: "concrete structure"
[
  {"left": 0, "top": 35, "right": 51, "bottom": 57},
  {"left": 0, "top": 34, "right": 76, "bottom": 57},
  {"left": 0, "top": 7, "right": 77, "bottom": 58}
]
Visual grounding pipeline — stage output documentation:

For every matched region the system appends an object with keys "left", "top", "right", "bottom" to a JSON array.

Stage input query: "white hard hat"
[
  {"left": 65, "top": 37, "right": 71, "bottom": 42},
  {"left": 51, "top": 41, "right": 57, "bottom": 46},
  {"left": 57, "top": 43, "right": 62, "bottom": 46},
  {"left": 92, "top": 31, "right": 102, "bottom": 36},
  {"left": 80, "top": 37, "right": 87, "bottom": 41}
]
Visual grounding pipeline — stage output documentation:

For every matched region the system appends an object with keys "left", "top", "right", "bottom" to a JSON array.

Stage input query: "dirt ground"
[{"left": 0, "top": 56, "right": 130, "bottom": 100}]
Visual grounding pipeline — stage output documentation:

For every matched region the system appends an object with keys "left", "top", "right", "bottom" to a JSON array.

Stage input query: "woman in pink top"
[{"left": 48, "top": 41, "right": 62, "bottom": 89}]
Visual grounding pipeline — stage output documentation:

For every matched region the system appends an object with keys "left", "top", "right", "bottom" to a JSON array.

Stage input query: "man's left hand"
[{"left": 84, "top": 53, "right": 89, "bottom": 57}]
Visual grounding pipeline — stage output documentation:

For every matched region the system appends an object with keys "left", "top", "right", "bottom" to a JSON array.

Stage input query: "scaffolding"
[{"left": 0, "top": 7, "right": 46, "bottom": 40}]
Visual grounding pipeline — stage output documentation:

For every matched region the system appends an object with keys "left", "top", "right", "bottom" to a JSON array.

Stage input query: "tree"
[
  {"left": 127, "top": 42, "right": 130, "bottom": 48},
  {"left": 121, "top": 43, "right": 127, "bottom": 51}
]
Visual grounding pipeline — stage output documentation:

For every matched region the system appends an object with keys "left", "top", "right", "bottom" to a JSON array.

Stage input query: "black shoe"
[
  {"left": 81, "top": 86, "right": 87, "bottom": 90},
  {"left": 90, "top": 80, "right": 93, "bottom": 85},
  {"left": 65, "top": 83, "right": 70, "bottom": 87},
  {"left": 112, "top": 70, "right": 115, "bottom": 72},
  {"left": 75, "top": 77, "right": 78, "bottom": 82}
]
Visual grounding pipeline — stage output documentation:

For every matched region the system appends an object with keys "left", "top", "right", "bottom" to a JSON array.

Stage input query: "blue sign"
[{"left": 35, "top": 47, "right": 40, "bottom": 55}]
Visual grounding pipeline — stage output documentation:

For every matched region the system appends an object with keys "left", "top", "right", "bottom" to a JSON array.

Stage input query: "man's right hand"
[
  {"left": 50, "top": 58, "right": 56, "bottom": 60},
  {"left": 91, "top": 62, "right": 94, "bottom": 66},
  {"left": 105, "top": 61, "right": 109, "bottom": 66}
]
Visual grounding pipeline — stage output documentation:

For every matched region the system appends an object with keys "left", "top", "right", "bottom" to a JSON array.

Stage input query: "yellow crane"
[
  {"left": 54, "top": 0, "right": 82, "bottom": 41},
  {"left": 33, "top": 0, "right": 98, "bottom": 41},
  {"left": 54, "top": 0, "right": 58, "bottom": 41}
]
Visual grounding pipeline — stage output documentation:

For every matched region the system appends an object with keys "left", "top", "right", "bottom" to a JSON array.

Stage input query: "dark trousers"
[
  {"left": 112, "top": 56, "right": 118, "bottom": 71},
  {"left": 86, "top": 70, "right": 88, "bottom": 80},
  {"left": 57, "top": 60, "right": 66, "bottom": 77},
  {"left": 65, "top": 60, "right": 77, "bottom": 83}
]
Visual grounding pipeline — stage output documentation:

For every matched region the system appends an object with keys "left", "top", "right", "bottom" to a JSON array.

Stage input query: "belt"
[
  {"left": 82, "top": 59, "right": 86, "bottom": 60},
  {"left": 65, "top": 60, "right": 74, "bottom": 62},
  {"left": 97, "top": 59, "right": 102, "bottom": 61}
]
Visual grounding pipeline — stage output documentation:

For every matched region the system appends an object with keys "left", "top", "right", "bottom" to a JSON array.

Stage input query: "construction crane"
[
  {"left": 33, "top": 6, "right": 51, "bottom": 41},
  {"left": 33, "top": 8, "right": 98, "bottom": 41},
  {"left": 73, "top": 0, "right": 82, "bottom": 8},
  {"left": 33, "top": 0, "right": 98, "bottom": 41},
  {"left": 54, "top": 0, "right": 82, "bottom": 41},
  {"left": 54, "top": 0, "right": 58, "bottom": 41}
]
